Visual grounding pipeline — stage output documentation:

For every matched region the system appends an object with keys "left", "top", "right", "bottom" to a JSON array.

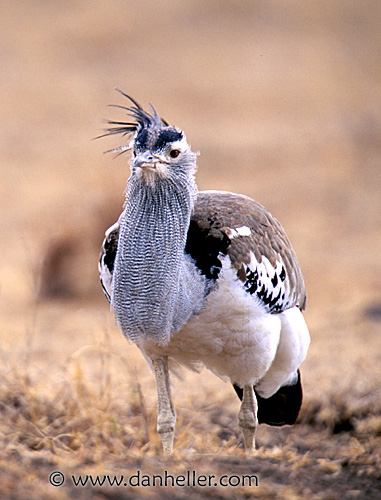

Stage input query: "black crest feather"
[{"left": 99, "top": 89, "right": 168, "bottom": 141}]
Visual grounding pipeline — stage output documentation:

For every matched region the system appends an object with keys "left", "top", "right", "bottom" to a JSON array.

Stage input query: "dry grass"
[
  {"left": 1, "top": 1, "right": 380, "bottom": 498},
  {"left": 0, "top": 319, "right": 380, "bottom": 499}
]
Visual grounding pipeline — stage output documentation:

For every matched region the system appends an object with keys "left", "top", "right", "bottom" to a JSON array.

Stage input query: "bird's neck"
[{"left": 112, "top": 175, "right": 205, "bottom": 345}]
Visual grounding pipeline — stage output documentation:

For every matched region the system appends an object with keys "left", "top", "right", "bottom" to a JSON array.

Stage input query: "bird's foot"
[
  {"left": 158, "top": 429, "right": 175, "bottom": 456},
  {"left": 240, "top": 425, "right": 256, "bottom": 452},
  {"left": 157, "top": 412, "right": 176, "bottom": 456}
]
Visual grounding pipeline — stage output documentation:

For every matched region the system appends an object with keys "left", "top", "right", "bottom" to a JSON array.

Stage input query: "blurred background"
[{"left": 0, "top": 1, "right": 380, "bottom": 498}]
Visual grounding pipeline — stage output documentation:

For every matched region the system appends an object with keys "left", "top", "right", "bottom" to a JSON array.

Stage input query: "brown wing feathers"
[{"left": 192, "top": 191, "right": 306, "bottom": 311}]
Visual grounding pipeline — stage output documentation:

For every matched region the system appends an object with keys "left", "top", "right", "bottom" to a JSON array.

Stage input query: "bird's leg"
[
  {"left": 152, "top": 357, "right": 176, "bottom": 456},
  {"left": 238, "top": 385, "right": 258, "bottom": 452}
]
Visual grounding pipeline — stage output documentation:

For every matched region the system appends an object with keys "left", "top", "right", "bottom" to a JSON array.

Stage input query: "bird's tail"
[{"left": 233, "top": 370, "right": 303, "bottom": 426}]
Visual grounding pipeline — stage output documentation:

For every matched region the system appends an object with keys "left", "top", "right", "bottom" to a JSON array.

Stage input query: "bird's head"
[{"left": 102, "top": 90, "right": 197, "bottom": 188}]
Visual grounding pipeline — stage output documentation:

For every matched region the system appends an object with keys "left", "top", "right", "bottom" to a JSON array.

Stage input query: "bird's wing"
[
  {"left": 99, "top": 221, "right": 120, "bottom": 303},
  {"left": 189, "top": 190, "right": 306, "bottom": 313}
]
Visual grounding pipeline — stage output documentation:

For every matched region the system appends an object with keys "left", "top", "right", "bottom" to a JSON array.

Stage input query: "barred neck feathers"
[{"left": 112, "top": 173, "right": 204, "bottom": 346}]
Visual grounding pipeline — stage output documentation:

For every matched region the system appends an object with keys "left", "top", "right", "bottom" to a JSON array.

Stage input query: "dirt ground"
[{"left": 0, "top": 1, "right": 380, "bottom": 499}]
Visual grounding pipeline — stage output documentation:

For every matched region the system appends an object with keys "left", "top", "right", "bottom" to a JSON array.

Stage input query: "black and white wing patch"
[
  {"left": 192, "top": 191, "right": 306, "bottom": 314},
  {"left": 240, "top": 253, "right": 298, "bottom": 313},
  {"left": 99, "top": 221, "right": 119, "bottom": 302}
]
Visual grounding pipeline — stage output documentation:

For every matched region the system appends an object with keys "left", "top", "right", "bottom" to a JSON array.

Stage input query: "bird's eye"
[
  {"left": 169, "top": 149, "right": 180, "bottom": 159},
  {"left": 132, "top": 149, "right": 137, "bottom": 157}
]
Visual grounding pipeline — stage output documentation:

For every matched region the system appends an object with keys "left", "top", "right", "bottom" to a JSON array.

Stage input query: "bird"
[{"left": 98, "top": 90, "right": 310, "bottom": 455}]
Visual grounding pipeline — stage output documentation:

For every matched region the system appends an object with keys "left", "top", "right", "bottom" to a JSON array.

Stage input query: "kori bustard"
[{"left": 99, "top": 90, "right": 310, "bottom": 455}]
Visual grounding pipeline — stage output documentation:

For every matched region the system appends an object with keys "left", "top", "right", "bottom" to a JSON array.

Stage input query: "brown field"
[{"left": 1, "top": 1, "right": 380, "bottom": 498}]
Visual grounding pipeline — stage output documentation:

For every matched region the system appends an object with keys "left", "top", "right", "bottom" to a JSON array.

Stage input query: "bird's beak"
[{"left": 133, "top": 151, "right": 159, "bottom": 170}]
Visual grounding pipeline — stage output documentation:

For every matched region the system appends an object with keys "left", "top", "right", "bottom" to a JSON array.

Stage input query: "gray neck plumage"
[{"left": 112, "top": 174, "right": 205, "bottom": 346}]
